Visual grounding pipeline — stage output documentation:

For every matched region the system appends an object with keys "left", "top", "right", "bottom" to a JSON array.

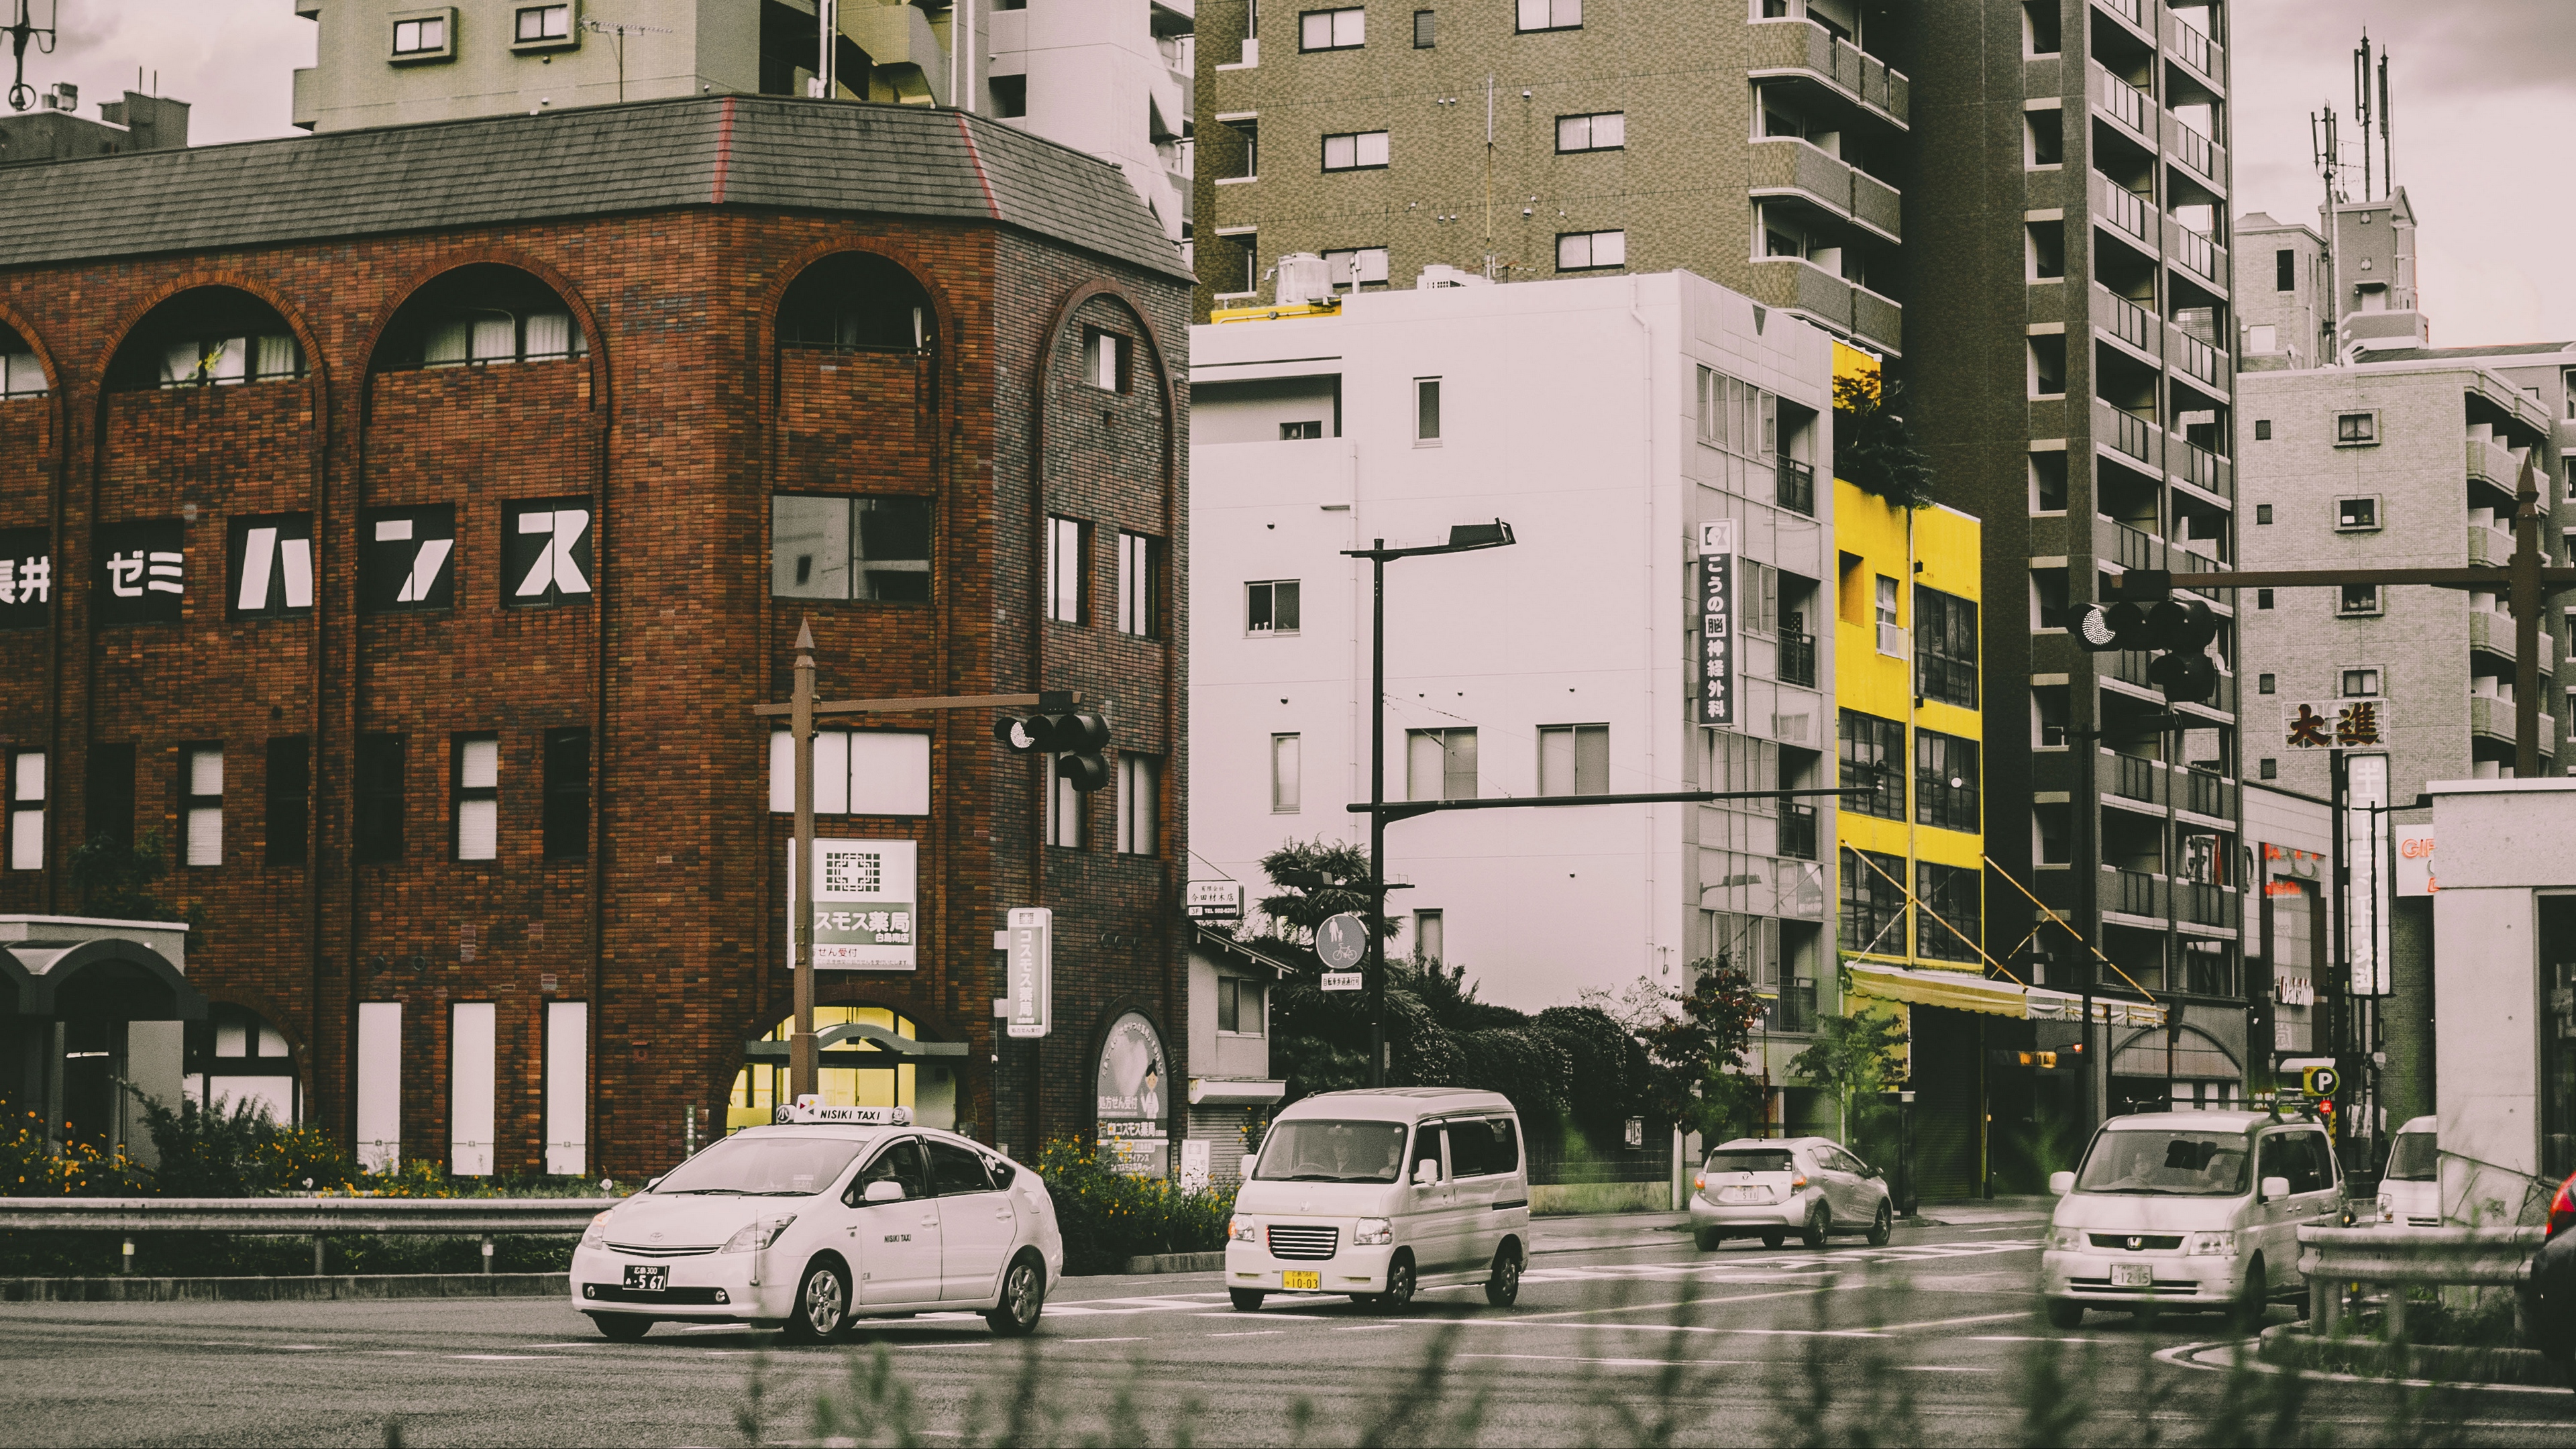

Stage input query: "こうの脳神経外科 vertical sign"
[{"left": 1696, "top": 520, "right": 1734, "bottom": 727}]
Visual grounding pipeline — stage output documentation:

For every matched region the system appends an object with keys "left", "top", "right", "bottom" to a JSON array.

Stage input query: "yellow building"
[{"left": 1828, "top": 342, "right": 1990, "bottom": 1199}]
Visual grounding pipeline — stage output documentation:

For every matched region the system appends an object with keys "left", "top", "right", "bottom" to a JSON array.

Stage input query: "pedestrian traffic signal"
[{"left": 994, "top": 710, "right": 1113, "bottom": 791}]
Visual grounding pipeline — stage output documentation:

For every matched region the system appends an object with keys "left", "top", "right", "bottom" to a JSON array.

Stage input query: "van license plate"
[
  {"left": 1281, "top": 1271, "right": 1320, "bottom": 1290},
  {"left": 625, "top": 1265, "right": 669, "bottom": 1293},
  {"left": 2112, "top": 1264, "right": 2151, "bottom": 1288}
]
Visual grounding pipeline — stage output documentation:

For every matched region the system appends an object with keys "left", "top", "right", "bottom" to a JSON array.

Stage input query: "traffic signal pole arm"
[
  {"left": 1348, "top": 784, "right": 1880, "bottom": 825},
  {"left": 754, "top": 689, "right": 1085, "bottom": 717}
]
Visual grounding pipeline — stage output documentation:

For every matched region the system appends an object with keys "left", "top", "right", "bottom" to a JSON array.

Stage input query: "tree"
[
  {"left": 1786, "top": 1002, "right": 1910, "bottom": 1144},
  {"left": 1253, "top": 838, "right": 1395, "bottom": 947},
  {"left": 69, "top": 830, "right": 203, "bottom": 937},
  {"left": 1635, "top": 959, "right": 1767, "bottom": 1128},
  {"left": 1833, "top": 372, "right": 1935, "bottom": 511}
]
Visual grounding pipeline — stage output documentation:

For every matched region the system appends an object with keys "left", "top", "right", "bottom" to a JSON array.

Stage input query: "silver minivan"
[
  {"left": 2041, "top": 1110, "right": 2342, "bottom": 1328},
  {"left": 2375, "top": 1116, "right": 2438, "bottom": 1226},
  {"left": 1225, "top": 1087, "right": 1532, "bottom": 1312}
]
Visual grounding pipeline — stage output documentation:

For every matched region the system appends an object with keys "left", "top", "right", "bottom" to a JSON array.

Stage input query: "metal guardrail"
[
  {"left": 0, "top": 1197, "right": 616, "bottom": 1234},
  {"left": 2297, "top": 1224, "right": 2540, "bottom": 1338}
]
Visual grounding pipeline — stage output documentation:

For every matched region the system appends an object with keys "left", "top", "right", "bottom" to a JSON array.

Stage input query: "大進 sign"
[
  {"left": 1696, "top": 520, "right": 1735, "bottom": 727},
  {"left": 2281, "top": 700, "right": 2392, "bottom": 751},
  {"left": 787, "top": 839, "right": 919, "bottom": 969}
]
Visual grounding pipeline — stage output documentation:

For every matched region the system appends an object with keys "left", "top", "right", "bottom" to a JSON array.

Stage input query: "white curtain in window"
[
  {"left": 185, "top": 748, "right": 223, "bottom": 867},
  {"left": 254, "top": 334, "right": 301, "bottom": 380},
  {"left": 470, "top": 315, "right": 518, "bottom": 363},
  {"left": 1271, "top": 733, "right": 1301, "bottom": 812},
  {"left": 424, "top": 320, "right": 472, "bottom": 368},
  {"left": 1117, "top": 755, "right": 1160, "bottom": 855},
  {"left": 545, "top": 1000, "right": 588, "bottom": 1176},
  {"left": 524, "top": 312, "right": 574, "bottom": 359},
  {"left": 457, "top": 738, "right": 499, "bottom": 861},
  {"left": 450, "top": 1002, "right": 497, "bottom": 1176},
  {"left": 356, "top": 1002, "right": 402, "bottom": 1172}
]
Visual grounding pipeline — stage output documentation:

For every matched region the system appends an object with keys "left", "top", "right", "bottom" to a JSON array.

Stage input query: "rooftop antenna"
[
  {"left": 2377, "top": 48, "right": 2392, "bottom": 193},
  {"left": 5, "top": 0, "right": 56, "bottom": 113},
  {"left": 2310, "top": 104, "right": 2344, "bottom": 364},
  {"left": 2351, "top": 31, "right": 2372, "bottom": 201},
  {"left": 583, "top": 16, "right": 675, "bottom": 103},
  {"left": 1483, "top": 74, "right": 1495, "bottom": 281}
]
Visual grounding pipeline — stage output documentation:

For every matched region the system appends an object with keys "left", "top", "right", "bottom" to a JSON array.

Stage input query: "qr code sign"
[{"left": 822, "top": 850, "right": 882, "bottom": 896}]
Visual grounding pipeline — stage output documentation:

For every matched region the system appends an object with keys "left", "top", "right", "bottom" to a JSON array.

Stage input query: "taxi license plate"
[
  {"left": 625, "top": 1265, "right": 670, "bottom": 1293},
  {"left": 1281, "top": 1271, "right": 1321, "bottom": 1291},
  {"left": 2111, "top": 1263, "right": 2152, "bottom": 1288}
]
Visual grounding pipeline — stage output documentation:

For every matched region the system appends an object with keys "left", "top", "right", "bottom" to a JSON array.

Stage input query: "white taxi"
[{"left": 570, "top": 1103, "right": 1063, "bottom": 1342}]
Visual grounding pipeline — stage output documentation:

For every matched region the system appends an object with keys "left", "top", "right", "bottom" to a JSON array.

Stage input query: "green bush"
[{"left": 1030, "top": 1138, "right": 1236, "bottom": 1275}]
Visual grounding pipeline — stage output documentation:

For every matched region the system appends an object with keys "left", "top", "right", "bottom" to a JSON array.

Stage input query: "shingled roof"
[{"left": 0, "top": 95, "right": 1189, "bottom": 279}]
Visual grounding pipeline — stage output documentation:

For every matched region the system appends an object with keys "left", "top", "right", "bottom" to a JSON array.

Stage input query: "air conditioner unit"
[{"left": 1877, "top": 622, "right": 1908, "bottom": 658}]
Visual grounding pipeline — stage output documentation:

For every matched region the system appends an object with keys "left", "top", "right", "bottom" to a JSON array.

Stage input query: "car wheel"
[
  {"left": 1866, "top": 1200, "right": 1893, "bottom": 1248},
  {"left": 2233, "top": 1258, "right": 2269, "bottom": 1334},
  {"left": 1760, "top": 1232, "right": 1786, "bottom": 1250},
  {"left": 1799, "top": 1203, "right": 1829, "bottom": 1250},
  {"left": 1693, "top": 1228, "right": 1723, "bottom": 1252},
  {"left": 780, "top": 1258, "right": 851, "bottom": 1343},
  {"left": 985, "top": 1253, "right": 1044, "bottom": 1337},
  {"left": 1485, "top": 1246, "right": 1521, "bottom": 1307},
  {"left": 1377, "top": 1252, "right": 1417, "bottom": 1313},
  {"left": 2045, "top": 1299, "right": 2084, "bottom": 1330},
  {"left": 589, "top": 1313, "right": 652, "bottom": 1342},
  {"left": 1228, "top": 1288, "right": 1267, "bottom": 1312}
]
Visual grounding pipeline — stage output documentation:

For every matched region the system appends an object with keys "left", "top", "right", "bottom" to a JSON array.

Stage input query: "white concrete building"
[
  {"left": 290, "top": 0, "right": 1193, "bottom": 242},
  {"left": 1187, "top": 270, "right": 1836, "bottom": 1083}
]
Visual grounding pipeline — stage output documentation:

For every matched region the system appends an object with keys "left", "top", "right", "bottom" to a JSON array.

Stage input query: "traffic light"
[
  {"left": 2072, "top": 572, "right": 2222, "bottom": 706},
  {"left": 994, "top": 709, "right": 1113, "bottom": 792}
]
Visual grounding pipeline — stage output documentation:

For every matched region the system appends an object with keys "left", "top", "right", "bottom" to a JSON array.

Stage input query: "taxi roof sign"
[{"left": 777, "top": 1097, "right": 912, "bottom": 1126}]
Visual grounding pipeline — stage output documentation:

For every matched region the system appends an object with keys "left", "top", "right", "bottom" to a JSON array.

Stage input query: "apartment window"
[
  {"left": 1915, "top": 587, "right": 1978, "bottom": 708},
  {"left": 1838, "top": 710, "right": 1905, "bottom": 820},
  {"left": 1556, "top": 229, "right": 1625, "bottom": 270},
  {"left": 1217, "top": 976, "right": 1267, "bottom": 1034},
  {"left": 543, "top": 729, "right": 590, "bottom": 859},
  {"left": 1414, "top": 909, "right": 1444, "bottom": 964},
  {"left": 2255, "top": 419, "right": 2272, "bottom": 441},
  {"left": 87, "top": 742, "right": 134, "bottom": 849},
  {"left": 1224, "top": 121, "right": 1259, "bottom": 180},
  {"left": 1046, "top": 757, "right": 1085, "bottom": 849},
  {"left": 1322, "top": 130, "right": 1390, "bottom": 170},
  {"left": 770, "top": 494, "right": 932, "bottom": 602},
  {"left": 1695, "top": 368, "right": 1772, "bottom": 456},
  {"left": 159, "top": 333, "right": 304, "bottom": 387},
  {"left": 2342, "top": 668, "right": 2381, "bottom": 698},
  {"left": 1245, "top": 578, "right": 1300, "bottom": 635},
  {"left": 1915, "top": 731, "right": 1980, "bottom": 834},
  {"left": 1875, "top": 575, "right": 1899, "bottom": 633},
  {"left": 451, "top": 735, "right": 498, "bottom": 863},
  {"left": 2257, "top": 589, "right": 2275, "bottom": 610},
  {"left": 1046, "top": 517, "right": 1088, "bottom": 623},
  {"left": 1323, "top": 246, "right": 1390, "bottom": 286},
  {"left": 2255, "top": 503, "right": 2273, "bottom": 524},
  {"left": 1281, "top": 421, "right": 1323, "bottom": 440},
  {"left": 355, "top": 734, "right": 407, "bottom": 863},
  {"left": 2022, "top": 0, "right": 2059, "bottom": 54},
  {"left": 1269, "top": 733, "right": 1302, "bottom": 812},
  {"left": 2027, "top": 220, "right": 2065, "bottom": 280},
  {"left": 420, "top": 308, "right": 582, "bottom": 366},
  {"left": 1117, "top": 531, "right": 1163, "bottom": 638},
  {"left": 991, "top": 74, "right": 1027, "bottom": 117},
  {"left": 1407, "top": 728, "right": 1477, "bottom": 802},
  {"left": 766, "top": 730, "right": 932, "bottom": 816},
  {"left": 182, "top": 746, "right": 223, "bottom": 867},
  {"left": 2339, "top": 584, "right": 2382, "bottom": 616},
  {"left": 1515, "top": 0, "right": 1580, "bottom": 32},
  {"left": 1916, "top": 861, "right": 1981, "bottom": 962},
  {"left": 513, "top": 4, "right": 572, "bottom": 44},
  {"left": 2257, "top": 673, "right": 2276, "bottom": 696},
  {"left": 1413, "top": 9, "right": 1434, "bottom": 46},
  {"left": 2260, "top": 758, "right": 2278, "bottom": 780},
  {"left": 2275, "top": 249, "right": 2296, "bottom": 291},
  {"left": 390, "top": 12, "right": 451, "bottom": 58},
  {"left": 1839, "top": 847, "right": 1906, "bottom": 955},
  {"left": 2337, "top": 496, "right": 2380, "bottom": 531},
  {"left": 1538, "top": 724, "right": 1609, "bottom": 796},
  {"left": 1116, "top": 753, "right": 1161, "bottom": 855},
  {"left": 1083, "top": 328, "right": 1132, "bottom": 391},
  {"left": 2025, "top": 107, "right": 2063, "bottom": 166},
  {"left": 1415, "top": 376, "right": 1441, "bottom": 441},
  {"left": 2335, "top": 411, "right": 2378, "bottom": 446},
  {"left": 2028, "top": 333, "right": 2066, "bottom": 396},
  {"left": 1299, "top": 6, "right": 1364, "bottom": 48},
  {"left": 6, "top": 749, "right": 40, "bottom": 871},
  {"left": 266, "top": 735, "right": 309, "bottom": 866},
  {"left": 1555, "top": 112, "right": 1625, "bottom": 152}
]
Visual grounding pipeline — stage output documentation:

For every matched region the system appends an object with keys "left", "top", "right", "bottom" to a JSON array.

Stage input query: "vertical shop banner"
[
  {"left": 1005, "top": 907, "right": 1052, "bottom": 1038},
  {"left": 1095, "top": 1011, "right": 1171, "bottom": 1177},
  {"left": 1696, "top": 520, "right": 1735, "bottom": 727},
  {"left": 786, "top": 838, "right": 919, "bottom": 969}
]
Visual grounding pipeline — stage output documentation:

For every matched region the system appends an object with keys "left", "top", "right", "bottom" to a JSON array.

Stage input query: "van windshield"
[
  {"left": 2385, "top": 1131, "right": 2438, "bottom": 1183},
  {"left": 653, "top": 1134, "right": 871, "bottom": 1196},
  {"left": 1255, "top": 1120, "right": 1409, "bottom": 1183},
  {"left": 2074, "top": 1129, "right": 2251, "bottom": 1196},
  {"left": 1706, "top": 1150, "right": 1795, "bottom": 1175}
]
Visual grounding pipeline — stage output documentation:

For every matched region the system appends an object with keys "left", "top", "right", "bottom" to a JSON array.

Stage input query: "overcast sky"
[{"left": 30, "top": 0, "right": 2576, "bottom": 347}]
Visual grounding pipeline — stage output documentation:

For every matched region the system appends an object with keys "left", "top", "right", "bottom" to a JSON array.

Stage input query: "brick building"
[{"left": 0, "top": 95, "right": 1191, "bottom": 1179}]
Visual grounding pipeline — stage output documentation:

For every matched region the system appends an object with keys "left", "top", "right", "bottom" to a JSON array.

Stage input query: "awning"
[
  {"left": 1190, "top": 1078, "right": 1286, "bottom": 1106},
  {"left": 1847, "top": 962, "right": 2167, "bottom": 1026}
]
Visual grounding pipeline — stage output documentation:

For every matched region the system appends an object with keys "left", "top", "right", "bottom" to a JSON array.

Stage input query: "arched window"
[
  {"left": 105, "top": 287, "right": 307, "bottom": 392},
  {"left": 727, "top": 1006, "right": 959, "bottom": 1134},
  {"left": 0, "top": 322, "right": 44, "bottom": 398},
  {"left": 375, "top": 264, "right": 587, "bottom": 372},
  {"left": 777, "top": 252, "right": 934, "bottom": 352},
  {"left": 185, "top": 1003, "right": 301, "bottom": 1126}
]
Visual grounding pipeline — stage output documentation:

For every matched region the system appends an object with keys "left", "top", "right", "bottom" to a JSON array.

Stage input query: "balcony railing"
[
  {"left": 2169, "top": 118, "right": 2221, "bottom": 185},
  {"left": 2091, "top": 64, "right": 2151, "bottom": 138},
  {"left": 2098, "top": 398, "right": 2158, "bottom": 468},
  {"left": 2183, "top": 767, "right": 2233, "bottom": 820},
  {"left": 2109, "top": 519, "right": 2163, "bottom": 571},
  {"left": 1778, "top": 630, "right": 1817, "bottom": 687},
  {"left": 2163, "top": 9, "right": 2223, "bottom": 87},
  {"left": 1777, "top": 456, "right": 1816, "bottom": 516},
  {"left": 1851, "top": 283, "right": 1903, "bottom": 356},
  {"left": 2169, "top": 325, "right": 2222, "bottom": 388},
  {"left": 2095, "top": 0, "right": 2143, "bottom": 30},
  {"left": 1749, "top": 138, "right": 1905, "bottom": 244},
  {"left": 2467, "top": 438, "right": 2522, "bottom": 490},
  {"left": 2471, "top": 608, "right": 2556, "bottom": 669},
  {"left": 2094, "top": 285, "right": 2157, "bottom": 356},
  {"left": 2111, "top": 752, "right": 2157, "bottom": 803},
  {"left": 2180, "top": 882, "right": 2235, "bottom": 929},
  {"left": 2094, "top": 172, "right": 2151, "bottom": 243},
  {"left": 2109, "top": 868, "right": 2161, "bottom": 918},
  {"left": 2469, "top": 522, "right": 2511, "bottom": 566},
  {"left": 2169, "top": 223, "right": 2220, "bottom": 284},
  {"left": 1746, "top": 17, "right": 1911, "bottom": 127},
  {"left": 2173, "top": 439, "right": 2231, "bottom": 498},
  {"left": 2470, "top": 694, "right": 2556, "bottom": 746},
  {"left": 1778, "top": 802, "right": 1818, "bottom": 861}
]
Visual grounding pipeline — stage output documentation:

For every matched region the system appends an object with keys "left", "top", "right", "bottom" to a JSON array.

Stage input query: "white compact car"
[
  {"left": 570, "top": 1104, "right": 1063, "bottom": 1342},
  {"left": 2041, "top": 1109, "right": 2342, "bottom": 1328},
  {"left": 1688, "top": 1137, "right": 1894, "bottom": 1250},
  {"left": 1225, "top": 1087, "right": 1532, "bottom": 1312}
]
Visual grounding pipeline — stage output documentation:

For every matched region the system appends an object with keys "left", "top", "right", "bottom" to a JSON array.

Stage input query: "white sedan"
[{"left": 570, "top": 1105, "right": 1063, "bottom": 1342}]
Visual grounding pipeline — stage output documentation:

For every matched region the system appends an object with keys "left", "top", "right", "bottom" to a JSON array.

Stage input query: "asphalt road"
[{"left": 7, "top": 1218, "right": 2575, "bottom": 1448}]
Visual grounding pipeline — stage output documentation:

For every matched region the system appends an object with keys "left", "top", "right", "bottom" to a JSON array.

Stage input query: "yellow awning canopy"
[{"left": 1845, "top": 963, "right": 2165, "bottom": 1026}]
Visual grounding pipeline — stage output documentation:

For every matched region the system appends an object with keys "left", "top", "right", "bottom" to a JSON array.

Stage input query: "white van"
[
  {"left": 2376, "top": 1116, "right": 2439, "bottom": 1226},
  {"left": 1225, "top": 1087, "right": 1531, "bottom": 1312},
  {"left": 2041, "top": 1109, "right": 2342, "bottom": 1328}
]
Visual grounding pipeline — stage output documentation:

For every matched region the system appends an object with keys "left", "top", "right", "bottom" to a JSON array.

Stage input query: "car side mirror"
[
  {"left": 1241, "top": 1155, "right": 1260, "bottom": 1181},
  {"left": 1413, "top": 1159, "right": 1440, "bottom": 1187},
  {"left": 2048, "top": 1171, "right": 2075, "bottom": 1196},
  {"left": 864, "top": 1179, "right": 906, "bottom": 1204},
  {"left": 2260, "top": 1175, "right": 2291, "bottom": 1203}
]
